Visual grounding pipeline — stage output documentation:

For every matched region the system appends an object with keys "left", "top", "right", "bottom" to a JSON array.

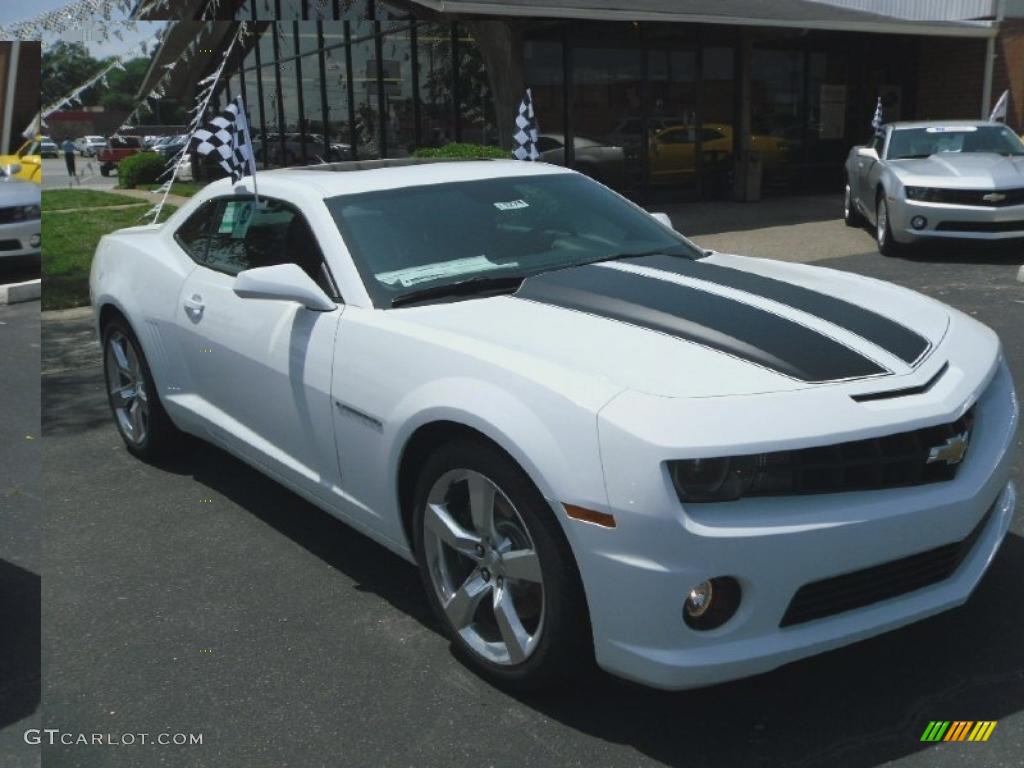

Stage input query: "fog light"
[
  {"left": 683, "top": 576, "right": 741, "bottom": 630},
  {"left": 685, "top": 581, "right": 714, "bottom": 618},
  {"left": 30, "top": 234, "right": 40, "bottom": 247},
  {"left": 911, "top": 216, "right": 927, "bottom": 230}
]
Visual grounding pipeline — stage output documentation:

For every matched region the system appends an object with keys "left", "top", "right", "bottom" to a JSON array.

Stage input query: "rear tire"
[
  {"left": 101, "top": 317, "right": 183, "bottom": 461},
  {"left": 412, "top": 436, "right": 592, "bottom": 690}
]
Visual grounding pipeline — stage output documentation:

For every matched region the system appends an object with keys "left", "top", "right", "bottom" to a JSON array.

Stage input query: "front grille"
[
  {"left": 709, "top": 409, "right": 974, "bottom": 499},
  {"left": 780, "top": 506, "right": 992, "bottom": 627},
  {"left": 935, "top": 220, "right": 1024, "bottom": 233},
  {"left": 921, "top": 188, "right": 1024, "bottom": 207}
]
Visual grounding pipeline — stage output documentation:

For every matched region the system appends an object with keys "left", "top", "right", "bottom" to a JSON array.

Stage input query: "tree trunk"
[{"left": 462, "top": 20, "right": 525, "bottom": 151}]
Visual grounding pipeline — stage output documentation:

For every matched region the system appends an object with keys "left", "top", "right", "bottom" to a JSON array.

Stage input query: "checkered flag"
[
  {"left": 870, "top": 96, "right": 884, "bottom": 138},
  {"left": 512, "top": 88, "right": 540, "bottom": 161},
  {"left": 189, "top": 95, "right": 257, "bottom": 184}
]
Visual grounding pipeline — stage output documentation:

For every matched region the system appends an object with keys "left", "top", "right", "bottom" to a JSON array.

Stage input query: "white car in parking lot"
[
  {"left": 0, "top": 173, "right": 41, "bottom": 259},
  {"left": 90, "top": 159, "right": 1017, "bottom": 690},
  {"left": 845, "top": 120, "right": 1024, "bottom": 255}
]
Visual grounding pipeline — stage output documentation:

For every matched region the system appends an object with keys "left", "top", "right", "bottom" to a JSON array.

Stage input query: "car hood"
[
  {"left": 0, "top": 178, "right": 40, "bottom": 206},
  {"left": 889, "top": 153, "right": 1024, "bottom": 187},
  {"left": 398, "top": 253, "right": 954, "bottom": 399}
]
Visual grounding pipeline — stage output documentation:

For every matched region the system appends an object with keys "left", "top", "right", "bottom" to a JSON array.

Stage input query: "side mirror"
[
  {"left": 651, "top": 212, "right": 673, "bottom": 229},
  {"left": 233, "top": 263, "right": 336, "bottom": 311},
  {"left": 856, "top": 146, "right": 879, "bottom": 161}
]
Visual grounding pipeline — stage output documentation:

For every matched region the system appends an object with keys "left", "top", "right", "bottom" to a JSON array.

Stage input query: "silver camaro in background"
[{"left": 844, "top": 121, "right": 1024, "bottom": 255}]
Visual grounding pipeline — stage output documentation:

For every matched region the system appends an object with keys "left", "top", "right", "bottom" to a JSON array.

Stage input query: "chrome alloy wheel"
[
  {"left": 422, "top": 469, "right": 545, "bottom": 665},
  {"left": 877, "top": 198, "right": 888, "bottom": 246},
  {"left": 104, "top": 330, "right": 149, "bottom": 446}
]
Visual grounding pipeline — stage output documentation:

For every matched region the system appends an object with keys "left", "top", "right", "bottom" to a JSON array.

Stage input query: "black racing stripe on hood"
[
  {"left": 514, "top": 264, "right": 888, "bottom": 382},
  {"left": 627, "top": 254, "right": 929, "bottom": 364}
]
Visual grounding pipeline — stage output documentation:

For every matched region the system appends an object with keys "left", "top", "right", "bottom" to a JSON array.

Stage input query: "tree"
[
  {"left": 99, "top": 58, "right": 151, "bottom": 112},
  {"left": 41, "top": 41, "right": 101, "bottom": 106}
]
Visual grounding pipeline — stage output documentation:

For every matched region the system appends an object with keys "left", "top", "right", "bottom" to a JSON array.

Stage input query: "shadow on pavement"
[
  {"left": 663, "top": 195, "right": 844, "bottom": 237},
  {"left": 158, "top": 440, "right": 436, "bottom": 632},
  {"left": 155, "top": 437, "right": 1024, "bottom": 768},
  {"left": 0, "top": 559, "right": 41, "bottom": 732}
]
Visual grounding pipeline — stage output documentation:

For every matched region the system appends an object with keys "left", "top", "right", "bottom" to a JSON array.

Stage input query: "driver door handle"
[{"left": 183, "top": 294, "right": 205, "bottom": 316}]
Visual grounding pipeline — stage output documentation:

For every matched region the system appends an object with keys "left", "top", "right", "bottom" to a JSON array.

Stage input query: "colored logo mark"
[{"left": 920, "top": 721, "right": 997, "bottom": 742}]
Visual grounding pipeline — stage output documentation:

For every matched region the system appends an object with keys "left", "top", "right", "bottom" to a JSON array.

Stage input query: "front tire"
[
  {"left": 876, "top": 195, "right": 902, "bottom": 257},
  {"left": 101, "top": 318, "right": 182, "bottom": 460},
  {"left": 412, "top": 437, "right": 591, "bottom": 690}
]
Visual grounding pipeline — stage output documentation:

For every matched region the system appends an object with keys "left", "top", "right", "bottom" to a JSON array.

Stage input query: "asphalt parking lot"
[
  {"left": 0, "top": 300, "right": 41, "bottom": 768},
  {"left": 39, "top": 210, "right": 1024, "bottom": 768},
  {"left": 41, "top": 157, "right": 117, "bottom": 192}
]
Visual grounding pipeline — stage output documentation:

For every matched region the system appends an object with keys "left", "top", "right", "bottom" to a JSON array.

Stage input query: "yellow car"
[
  {"left": 0, "top": 137, "right": 44, "bottom": 183},
  {"left": 647, "top": 123, "right": 788, "bottom": 184}
]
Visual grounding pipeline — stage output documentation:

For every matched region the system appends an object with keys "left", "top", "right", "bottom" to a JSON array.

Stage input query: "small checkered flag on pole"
[
  {"left": 871, "top": 96, "right": 884, "bottom": 138},
  {"left": 512, "top": 88, "right": 540, "bottom": 161},
  {"left": 189, "top": 95, "right": 258, "bottom": 189}
]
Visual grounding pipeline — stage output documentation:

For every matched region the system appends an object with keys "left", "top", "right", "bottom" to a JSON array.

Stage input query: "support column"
[{"left": 732, "top": 29, "right": 753, "bottom": 201}]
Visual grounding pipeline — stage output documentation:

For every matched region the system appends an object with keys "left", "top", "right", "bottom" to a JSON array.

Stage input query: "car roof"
[
  {"left": 201, "top": 159, "right": 574, "bottom": 198},
  {"left": 888, "top": 120, "right": 1003, "bottom": 130}
]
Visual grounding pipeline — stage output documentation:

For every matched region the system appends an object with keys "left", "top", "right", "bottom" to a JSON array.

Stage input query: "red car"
[{"left": 97, "top": 135, "right": 143, "bottom": 176}]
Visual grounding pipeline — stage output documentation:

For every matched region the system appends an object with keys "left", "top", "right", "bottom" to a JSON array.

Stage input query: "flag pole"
[{"left": 149, "top": 25, "right": 244, "bottom": 223}]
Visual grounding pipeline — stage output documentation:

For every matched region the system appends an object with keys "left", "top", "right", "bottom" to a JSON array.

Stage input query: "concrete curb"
[
  {"left": 1017, "top": 265, "right": 1024, "bottom": 283},
  {"left": 0, "top": 279, "right": 41, "bottom": 305}
]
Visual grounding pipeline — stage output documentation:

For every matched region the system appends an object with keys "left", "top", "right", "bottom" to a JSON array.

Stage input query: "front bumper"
[
  {"left": 888, "top": 197, "right": 1024, "bottom": 243},
  {"left": 0, "top": 219, "right": 40, "bottom": 258},
  {"left": 578, "top": 357, "right": 1018, "bottom": 690}
]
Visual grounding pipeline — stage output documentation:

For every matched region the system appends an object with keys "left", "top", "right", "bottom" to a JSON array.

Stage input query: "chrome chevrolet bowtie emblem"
[
  {"left": 982, "top": 192, "right": 1006, "bottom": 203},
  {"left": 927, "top": 432, "right": 970, "bottom": 466}
]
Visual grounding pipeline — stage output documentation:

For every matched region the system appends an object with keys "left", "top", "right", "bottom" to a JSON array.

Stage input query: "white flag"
[
  {"left": 870, "top": 97, "right": 884, "bottom": 137},
  {"left": 989, "top": 89, "right": 1009, "bottom": 122}
]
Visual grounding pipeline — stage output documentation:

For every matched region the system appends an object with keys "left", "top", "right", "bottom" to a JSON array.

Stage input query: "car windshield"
[
  {"left": 325, "top": 172, "right": 702, "bottom": 305},
  {"left": 887, "top": 125, "right": 1024, "bottom": 159}
]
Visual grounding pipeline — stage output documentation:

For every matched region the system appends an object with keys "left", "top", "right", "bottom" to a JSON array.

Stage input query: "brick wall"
[
  {"left": 993, "top": 20, "right": 1024, "bottom": 132},
  {"left": 915, "top": 25, "right": 1024, "bottom": 132},
  {"left": 915, "top": 36, "right": 988, "bottom": 121}
]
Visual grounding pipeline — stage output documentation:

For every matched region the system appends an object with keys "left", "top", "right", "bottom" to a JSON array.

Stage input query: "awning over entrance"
[{"left": 409, "top": 0, "right": 997, "bottom": 37}]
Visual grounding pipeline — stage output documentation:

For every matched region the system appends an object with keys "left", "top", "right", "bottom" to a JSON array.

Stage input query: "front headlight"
[
  {"left": 7, "top": 204, "right": 40, "bottom": 220},
  {"left": 669, "top": 452, "right": 798, "bottom": 502},
  {"left": 904, "top": 186, "right": 938, "bottom": 202}
]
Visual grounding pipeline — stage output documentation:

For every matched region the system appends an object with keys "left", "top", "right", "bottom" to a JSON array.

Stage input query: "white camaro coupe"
[{"left": 90, "top": 159, "right": 1018, "bottom": 690}]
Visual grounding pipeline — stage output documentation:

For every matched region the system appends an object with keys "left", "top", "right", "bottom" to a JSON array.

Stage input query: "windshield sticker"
[
  {"left": 925, "top": 126, "right": 978, "bottom": 133},
  {"left": 218, "top": 201, "right": 254, "bottom": 238},
  {"left": 376, "top": 255, "right": 514, "bottom": 288},
  {"left": 493, "top": 199, "right": 529, "bottom": 211}
]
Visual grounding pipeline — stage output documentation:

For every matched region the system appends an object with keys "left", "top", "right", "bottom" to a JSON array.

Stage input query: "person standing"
[{"left": 61, "top": 137, "right": 77, "bottom": 179}]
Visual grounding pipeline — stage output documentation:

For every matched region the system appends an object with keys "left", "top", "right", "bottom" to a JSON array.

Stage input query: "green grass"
[
  {"left": 137, "top": 181, "right": 203, "bottom": 198},
  {"left": 42, "top": 204, "right": 177, "bottom": 311},
  {"left": 42, "top": 189, "right": 148, "bottom": 211}
]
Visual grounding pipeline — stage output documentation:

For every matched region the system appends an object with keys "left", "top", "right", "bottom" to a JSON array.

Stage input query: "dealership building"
[{"left": 139, "top": 0, "right": 1024, "bottom": 201}]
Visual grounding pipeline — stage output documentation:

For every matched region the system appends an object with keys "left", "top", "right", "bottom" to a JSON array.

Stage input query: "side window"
[
  {"left": 174, "top": 202, "right": 218, "bottom": 263},
  {"left": 202, "top": 197, "right": 337, "bottom": 297}
]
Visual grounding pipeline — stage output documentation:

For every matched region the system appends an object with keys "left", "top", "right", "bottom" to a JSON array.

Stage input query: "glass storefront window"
[
  {"left": 752, "top": 47, "right": 803, "bottom": 189},
  {"left": 298, "top": 21, "right": 320, "bottom": 55},
  {"left": 701, "top": 46, "right": 734, "bottom": 198},
  {"left": 646, "top": 47, "right": 697, "bottom": 194},
  {"left": 456, "top": 29, "right": 496, "bottom": 147},
  {"left": 380, "top": 24, "right": 417, "bottom": 156},
  {"left": 322, "top": 23, "right": 353, "bottom": 158},
  {"left": 350, "top": 20, "right": 381, "bottom": 158},
  {"left": 571, "top": 44, "right": 642, "bottom": 191},
  {"left": 417, "top": 23, "right": 453, "bottom": 148},
  {"left": 260, "top": 64, "right": 281, "bottom": 165},
  {"left": 300, "top": 53, "right": 328, "bottom": 160}
]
